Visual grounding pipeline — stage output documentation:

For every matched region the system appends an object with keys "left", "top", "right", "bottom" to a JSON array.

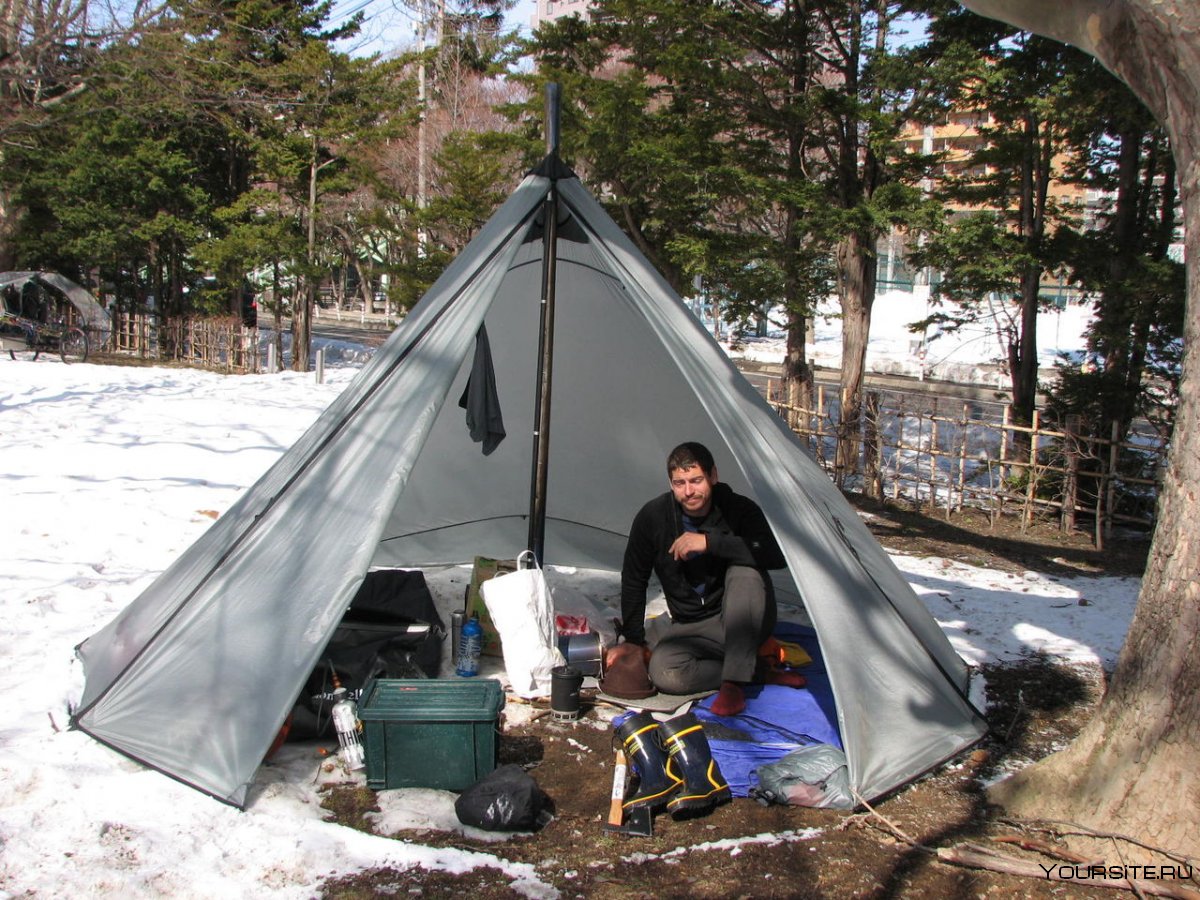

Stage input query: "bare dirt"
[{"left": 315, "top": 500, "right": 1176, "bottom": 900}]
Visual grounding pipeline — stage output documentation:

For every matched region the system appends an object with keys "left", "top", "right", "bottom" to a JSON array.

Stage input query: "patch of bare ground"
[{"left": 317, "top": 502, "right": 1181, "bottom": 900}]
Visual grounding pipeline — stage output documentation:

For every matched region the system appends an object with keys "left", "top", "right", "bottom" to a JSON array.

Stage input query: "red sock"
[
  {"left": 710, "top": 681, "right": 746, "bottom": 716},
  {"left": 764, "top": 669, "right": 807, "bottom": 689}
]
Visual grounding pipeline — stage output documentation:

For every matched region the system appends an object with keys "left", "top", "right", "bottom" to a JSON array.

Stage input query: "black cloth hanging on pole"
[{"left": 458, "top": 323, "right": 506, "bottom": 455}]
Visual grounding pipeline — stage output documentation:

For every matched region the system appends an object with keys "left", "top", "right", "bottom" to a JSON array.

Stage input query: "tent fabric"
[{"left": 73, "top": 165, "right": 986, "bottom": 808}]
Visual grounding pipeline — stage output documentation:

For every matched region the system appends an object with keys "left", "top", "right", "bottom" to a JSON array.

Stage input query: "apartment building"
[
  {"left": 531, "top": 0, "right": 594, "bottom": 30},
  {"left": 893, "top": 109, "right": 1095, "bottom": 303},
  {"left": 898, "top": 110, "right": 1089, "bottom": 215}
]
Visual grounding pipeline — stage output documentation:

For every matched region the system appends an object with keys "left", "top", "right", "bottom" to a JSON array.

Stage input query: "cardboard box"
[
  {"left": 465, "top": 556, "right": 518, "bottom": 657},
  {"left": 359, "top": 678, "right": 506, "bottom": 791}
]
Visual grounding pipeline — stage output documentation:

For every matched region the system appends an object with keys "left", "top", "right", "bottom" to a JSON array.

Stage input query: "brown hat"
[{"left": 600, "top": 647, "right": 656, "bottom": 700}]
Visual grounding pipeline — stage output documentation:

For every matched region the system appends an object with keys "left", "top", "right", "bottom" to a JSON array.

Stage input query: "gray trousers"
[{"left": 647, "top": 566, "right": 776, "bottom": 694}]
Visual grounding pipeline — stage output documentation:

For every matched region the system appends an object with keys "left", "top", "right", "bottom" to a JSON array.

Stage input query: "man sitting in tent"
[{"left": 615, "top": 441, "right": 802, "bottom": 716}]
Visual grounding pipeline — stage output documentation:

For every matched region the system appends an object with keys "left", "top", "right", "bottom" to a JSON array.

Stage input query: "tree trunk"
[
  {"left": 989, "top": 280, "right": 1200, "bottom": 858},
  {"left": 353, "top": 257, "right": 375, "bottom": 313},
  {"left": 959, "top": 0, "right": 1200, "bottom": 862},
  {"left": 0, "top": 186, "right": 16, "bottom": 270},
  {"left": 1098, "top": 125, "right": 1142, "bottom": 432},
  {"left": 835, "top": 230, "right": 877, "bottom": 482},
  {"left": 772, "top": 1, "right": 817, "bottom": 438},
  {"left": 271, "top": 258, "right": 284, "bottom": 369},
  {"left": 1007, "top": 260, "right": 1041, "bottom": 457},
  {"left": 782, "top": 309, "right": 813, "bottom": 434},
  {"left": 293, "top": 138, "right": 319, "bottom": 373},
  {"left": 1007, "top": 111, "right": 1050, "bottom": 459},
  {"left": 1093, "top": 120, "right": 1160, "bottom": 440}
]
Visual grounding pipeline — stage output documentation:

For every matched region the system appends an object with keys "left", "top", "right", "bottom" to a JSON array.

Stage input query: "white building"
[{"left": 531, "top": 0, "right": 594, "bottom": 30}]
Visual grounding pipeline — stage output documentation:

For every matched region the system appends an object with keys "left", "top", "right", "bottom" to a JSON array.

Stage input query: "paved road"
[
  {"left": 309, "top": 314, "right": 394, "bottom": 348},
  {"left": 736, "top": 359, "right": 1016, "bottom": 407}
]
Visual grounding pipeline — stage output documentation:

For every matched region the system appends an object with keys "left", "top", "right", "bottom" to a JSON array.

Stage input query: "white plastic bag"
[{"left": 481, "top": 550, "right": 565, "bottom": 697}]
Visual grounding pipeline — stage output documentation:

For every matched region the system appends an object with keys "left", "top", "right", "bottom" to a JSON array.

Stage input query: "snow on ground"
[
  {"left": 0, "top": 304, "right": 1135, "bottom": 899},
  {"left": 721, "top": 287, "right": 1093, "bottom": 387}
]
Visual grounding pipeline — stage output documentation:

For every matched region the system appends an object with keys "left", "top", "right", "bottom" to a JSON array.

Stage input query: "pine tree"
[{"left": 912, "top": 12, "right": 1092, "bottom": 448}]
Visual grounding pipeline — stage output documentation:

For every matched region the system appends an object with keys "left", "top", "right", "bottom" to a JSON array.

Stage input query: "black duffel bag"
[{"left": 289, "top": 569, "right": 446, "bottom": 740}]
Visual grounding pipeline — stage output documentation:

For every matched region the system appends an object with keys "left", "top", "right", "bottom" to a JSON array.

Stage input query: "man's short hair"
[{"left": 667, "top": 442, "right": 715, "bottom": 477}]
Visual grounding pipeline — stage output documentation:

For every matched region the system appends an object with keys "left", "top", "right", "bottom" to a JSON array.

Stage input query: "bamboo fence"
[
  {"left": 105, "top": 313, "right": 260, "bottom": 374},
  {"left": 765, "top": 380, "right": 1165, "bottom": 549}
]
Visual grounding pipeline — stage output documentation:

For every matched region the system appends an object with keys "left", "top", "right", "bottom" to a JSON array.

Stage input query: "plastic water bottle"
[{"left": 456, "top": 614, "right": 483, "bottom": 677}]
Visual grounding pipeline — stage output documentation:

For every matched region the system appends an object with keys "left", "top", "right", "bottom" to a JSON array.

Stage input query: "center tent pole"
[{"left": 527, "top": 83, "right": 562, "bottom": 565}]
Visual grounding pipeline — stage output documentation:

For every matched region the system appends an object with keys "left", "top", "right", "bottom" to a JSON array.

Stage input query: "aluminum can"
[{"left": 451, "top": 610, "right": 465, "bottom": 668}]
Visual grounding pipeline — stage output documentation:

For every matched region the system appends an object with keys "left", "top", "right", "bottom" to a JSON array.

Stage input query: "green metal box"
[{"left": 358, "top": 678, "right": 506, "bottom": 791}]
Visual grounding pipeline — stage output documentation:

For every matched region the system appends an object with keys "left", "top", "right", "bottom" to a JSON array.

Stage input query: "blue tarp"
[{"left": 695, "top": 624, "right": 841, "bottom": 797}]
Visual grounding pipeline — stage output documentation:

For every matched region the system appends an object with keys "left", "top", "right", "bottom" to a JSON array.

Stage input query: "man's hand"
[
  {"left": 669, "top": 531, "right": 707, "bottom": 560},
  {"left": 604, "top": 641, "right": 652, "bottom": 671}
]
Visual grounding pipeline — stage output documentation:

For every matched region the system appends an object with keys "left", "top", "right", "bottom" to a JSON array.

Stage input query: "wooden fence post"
[
  {"left": 956, "top": 403, "right": 970, "bottom": 516},
  {"left": 816, "top": 385, "right": 827, "bottom": 467},
  {"left": 863, "top": 392, "right": 882, "bottom": 500},
  {"left": 998, "top": 405, "right": 1008, "bottom": 518},
  {"left": 1093, "top": 426, "right": 1107, "bottom": 552},
  {"left": 1062, "top": 414, "right": 1080, "bottom": 534},
  {"left": 1103, "top": 419, "right": 1121, "bottom": 546},
  {"left": 1023, "top": 409, "right": 1040, "bottom": 530},
  {"left": 928, "top": 397, "right": 940, "bottom": 513}
]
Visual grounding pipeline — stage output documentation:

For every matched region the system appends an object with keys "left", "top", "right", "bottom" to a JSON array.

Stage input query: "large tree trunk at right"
[
  {"left": 960, "top": 0, "right": 1200, "bottom": 862},
  {"left": 989, "top": 216, "right": 1200, "bottom": 859}
]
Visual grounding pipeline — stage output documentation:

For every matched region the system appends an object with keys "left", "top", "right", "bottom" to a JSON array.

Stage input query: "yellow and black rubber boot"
[
  {"left": 615, "top": 711, "right": 682, "bottom": 811},
  {"left": 660, "top": 712, "right": 732, "bottom": 818}
]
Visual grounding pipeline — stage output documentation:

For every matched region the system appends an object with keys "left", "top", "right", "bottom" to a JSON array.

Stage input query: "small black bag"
[{"left": 454, "top": 765, "right": 550, "bottom": 832}]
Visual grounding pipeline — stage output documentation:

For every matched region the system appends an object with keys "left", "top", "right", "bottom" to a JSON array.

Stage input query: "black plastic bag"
[{"left": 454, "top": 765, "right": 550, "bottom": 832}]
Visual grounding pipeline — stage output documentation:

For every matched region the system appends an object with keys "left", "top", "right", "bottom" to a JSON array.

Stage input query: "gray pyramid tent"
[{"left": 73, "top": 156, "right": 987, "bottom": 808}]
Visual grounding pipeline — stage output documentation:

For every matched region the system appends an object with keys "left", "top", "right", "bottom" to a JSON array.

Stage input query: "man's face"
[{"left": 669, "top": 464, "right": 717, "bottom": 518}]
